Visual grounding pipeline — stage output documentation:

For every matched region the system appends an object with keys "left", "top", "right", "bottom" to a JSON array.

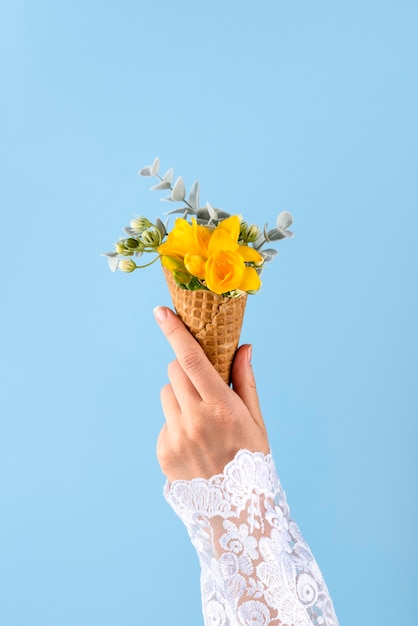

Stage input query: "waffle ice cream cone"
[{"left": 163, "top": 268, "right": 247, "bottom": 384}]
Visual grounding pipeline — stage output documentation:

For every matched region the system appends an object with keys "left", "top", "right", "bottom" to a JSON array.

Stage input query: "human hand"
[{"left": 154, "top": 306, "right": 269, "bottom": 482}]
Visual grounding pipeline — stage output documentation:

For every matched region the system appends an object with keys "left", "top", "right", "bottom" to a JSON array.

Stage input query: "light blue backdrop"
[{"left": 1, "top": 1, "right": 417, "bottom": 625}]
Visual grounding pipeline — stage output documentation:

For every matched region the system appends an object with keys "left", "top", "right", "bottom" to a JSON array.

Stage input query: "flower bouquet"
[{"left": 103, "top": 157, "right": 293, "bottom": 383}]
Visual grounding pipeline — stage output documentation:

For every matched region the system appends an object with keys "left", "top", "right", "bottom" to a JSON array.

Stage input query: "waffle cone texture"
[{"left": 163, "top": 268, "right": 247, "bottom": 384}]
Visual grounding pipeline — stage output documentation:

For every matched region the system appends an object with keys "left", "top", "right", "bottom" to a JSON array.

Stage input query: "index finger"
[{"left": 153, "top": 306, "right": 226, "bottom": 400}]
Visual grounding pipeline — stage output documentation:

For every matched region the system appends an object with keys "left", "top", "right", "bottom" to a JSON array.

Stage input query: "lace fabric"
[{"left": 165, "top": 449, "right": 339, "bottom": 626}]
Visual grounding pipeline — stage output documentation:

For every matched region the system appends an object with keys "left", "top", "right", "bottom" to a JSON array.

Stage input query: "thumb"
[{"left": 231, "top": 345, "right": 264, "bottom": 423}]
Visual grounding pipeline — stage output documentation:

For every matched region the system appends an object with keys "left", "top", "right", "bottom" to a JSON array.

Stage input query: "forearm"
[{"left": 165, "top": 449, "right": 339, "bottom": 626}]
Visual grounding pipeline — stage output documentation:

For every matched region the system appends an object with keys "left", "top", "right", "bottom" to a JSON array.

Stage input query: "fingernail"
[
  {"left": 247, "top": 344, "right": 253, "bottom": 365},
  {"left": 153, "top": 306, "right": 168, "bottom": 323}
]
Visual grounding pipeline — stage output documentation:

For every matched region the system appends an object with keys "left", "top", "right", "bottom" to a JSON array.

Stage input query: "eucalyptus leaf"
[
  {"left": 275, "top": 227, "right": 293, "bottom": 238},
  {"left": 162, "top": 168, "right": 174, "bottom": 184},
  {"left": 196, "top": 207, "right": 210, "bottom": 221},
  {"left": 150, "top": 156, "right": 160, "bottom": 176},
  {"left": 261, "top": 248, "right": 278, "bottom": 256},
  {"left": 267, "top": 228, "right": 286, "bottom": 241},
  {"left": 203, "top": 208, "right": 231, "bottom": 222},
  {"left": 188, "top": 181, "right": 200, "bottom": 211},
  {"left": 216, "top": 209, "right": 231, "bottom": 220},
  {"left": 107, "top": 256, "right": 119, "bottom": 272},
  {"left": 151, "top": 181, "right": 171, "bottom": 191},
  {"left": 155, "top": 217, "right": 167, "bottom": 237},
  {"left": 263, "top": 224, "right": 270, "bottom": 242},
  {"left": 253, "top": 232, "right": 266, "bottom": 250},
  {"left": 164, "top": 207, "right": 195, "bottom": 215},
  {"left": 206, "top": 202, "right": 218, "bottom": 220},
  {"left": 261, "top": 251, "right": 279, "bottom": 263},
  {"left": 171, "top": 176, "right": 186, "bottom": 201},
  {"left": 276, "top": 211, "right": 293, "bottom": 230}
]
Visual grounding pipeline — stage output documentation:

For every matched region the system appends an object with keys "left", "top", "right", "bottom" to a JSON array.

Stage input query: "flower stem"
[{"left": 135, "top": 255, "right": 160, "bottom": 269}]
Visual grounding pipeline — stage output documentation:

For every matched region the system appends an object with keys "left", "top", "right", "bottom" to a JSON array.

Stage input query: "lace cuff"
[
  {"left": 165, "top": 449, "right": 281, "bottom": 527},
  {"left": 164, "top": 449, "right": 339, "bottom": 626}
]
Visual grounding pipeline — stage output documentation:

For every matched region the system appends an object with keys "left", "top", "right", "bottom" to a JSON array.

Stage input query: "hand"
[{"left": 154, "top": 306, "right": 269, "bottom": 482}]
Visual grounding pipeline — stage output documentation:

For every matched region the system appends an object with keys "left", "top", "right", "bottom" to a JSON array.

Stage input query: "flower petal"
[
  {"left": 191, "top": 218, "right": 211, "bottom": 257},
  {"left": 208, "top": 227, "right": 238, "bottom": 255},
  {"left": 217, "top": 215, "right": 241, "bottom": 241},
  {"left": 238, "top": 266, "right": 262, "bottom": 292},
  {"left": 160, "top": 255, "right": 186, "bottom": 272},
  {"left": 237, "top": 245, "right": 264, "bottom": 265},
  {"left": 158, "top": 218, "right": 211, "bottom": 260},
  {"left": 184, "top": 253, "right": 207, "bottom": 279},
  {"left": 205, "top": 250, "right": 244, "bottom": 294}
]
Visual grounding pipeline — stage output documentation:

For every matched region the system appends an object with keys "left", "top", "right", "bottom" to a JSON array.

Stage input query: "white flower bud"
[
  {"left": 118, "top": 259, "right": 137, "bottom": 273},
  {"left": 140, "top": 227, "right": 162, "bottom": 247},
  {"left": 130, "top": 217, "right": 152, "bottom": 233}
]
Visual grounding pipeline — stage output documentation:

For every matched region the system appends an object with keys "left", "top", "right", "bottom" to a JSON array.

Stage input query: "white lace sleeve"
[{"left": 164, "top": 449, "right": 339, "bottom": 626}]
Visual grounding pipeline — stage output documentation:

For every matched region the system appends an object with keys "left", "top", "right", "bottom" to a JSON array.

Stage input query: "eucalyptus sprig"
[
  {"left": 103, "top": 157, "right": 294, "bottom": 277},
  {"left": 138, "top": 156, "right": 294, "bottom": 256}
]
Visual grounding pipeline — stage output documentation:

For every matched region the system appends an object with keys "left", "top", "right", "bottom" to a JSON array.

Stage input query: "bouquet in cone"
[{"left": 103, "top": 157, "right": 293, "bottom": 383}]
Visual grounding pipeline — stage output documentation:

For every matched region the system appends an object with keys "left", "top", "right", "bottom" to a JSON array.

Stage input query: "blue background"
[{"left": 1, "top": 1, "right": 417, "bottom": 624}]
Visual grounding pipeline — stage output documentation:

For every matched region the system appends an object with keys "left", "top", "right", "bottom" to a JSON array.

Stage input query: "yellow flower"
[
  {"left": 204, "top": 215, "right": 263, "bottom": 294},
  {"left": 208, "top": 216, "right": 263, "bottom": 262},
  {"left": 205, "top": 250, "right": 244, "bottom": 293},
  {"left": 157, "top": 218, "right": 211, "bottom": 259},
  {"left": 184, "top": 253, "right": 207, "bottom": 279},
  {"left": 158, "top": 214, "right": 264, "bottom": 294},
  {"left": 216, "top": 214, "right": 241, "bottom": 242},
  {"left": 158, "top": 217, "right": 213, "bottom": 281},
  {"left": 237, "top": 245, "right": 264, "bottom": 267},
  {"left": 237, "top": 266, "right": 262, "bottom": 292},
  {"left": 160, "top": 255, "right": 193, "bottom": 285},
  {"left": 205, "top": 250, "right": 262, "bottom": 294},
  {"left": 160, "top": 255, "right": 186, "bottom": 273}
]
